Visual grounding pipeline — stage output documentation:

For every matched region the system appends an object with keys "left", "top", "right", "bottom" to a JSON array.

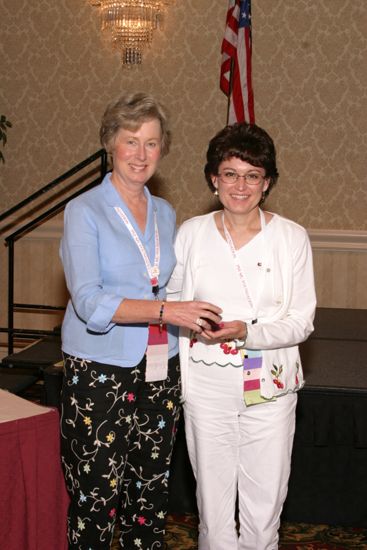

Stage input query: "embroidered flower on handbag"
[{"left": 271, "top": 364, "right": 284, "bottom": 389}]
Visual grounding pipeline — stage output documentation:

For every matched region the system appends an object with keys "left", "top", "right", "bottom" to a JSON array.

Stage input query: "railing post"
[
  {"left": 101, "top": 149, "right": 107, "bottom": 179},
  {"left": 7, "top": 239, "right": 14, "bottom": 355}
]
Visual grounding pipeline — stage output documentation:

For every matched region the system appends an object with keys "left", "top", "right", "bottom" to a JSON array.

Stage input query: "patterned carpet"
[
  {"left": 110, "top": 514, "right": 367, "bottom": 549},
  {"left": 17, "top": 382, "right": 367, "bottom": 549}
]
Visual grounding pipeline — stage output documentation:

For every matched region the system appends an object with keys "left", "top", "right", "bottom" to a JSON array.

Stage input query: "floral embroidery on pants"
[{"left": 60, "top": 353, "right": 181, "bottom": 549}]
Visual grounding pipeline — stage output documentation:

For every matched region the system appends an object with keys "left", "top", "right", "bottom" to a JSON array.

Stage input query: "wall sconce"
[{"left": 89, "top": 0, "right": 174, "bottom": 65}]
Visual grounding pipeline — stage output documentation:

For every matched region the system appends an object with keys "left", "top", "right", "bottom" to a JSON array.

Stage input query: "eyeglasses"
[{"left": 218, "top": 170, "right": 266, "bottom": 186}]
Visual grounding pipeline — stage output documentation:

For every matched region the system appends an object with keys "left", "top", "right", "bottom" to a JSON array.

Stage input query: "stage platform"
[{"left": 281, "top": 307, "right": 367, "bottom": 526}]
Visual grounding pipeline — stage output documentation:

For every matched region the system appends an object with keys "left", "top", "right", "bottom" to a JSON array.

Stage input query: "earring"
[{"left": 214, "top": 189, "right": 219, "bottom": 196}]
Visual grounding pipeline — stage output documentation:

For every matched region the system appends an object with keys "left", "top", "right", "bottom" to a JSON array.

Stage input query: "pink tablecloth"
[{"left": 0, "top": 390, "right": 69, "bottom": 550}]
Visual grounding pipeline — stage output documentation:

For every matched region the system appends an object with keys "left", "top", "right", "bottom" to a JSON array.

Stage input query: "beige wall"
[
  {"left": 2, "top": 0, "right": 367, "bottom": 227},
  {"left": 1, "top": 0, "right": 367, "bottom": 351}
]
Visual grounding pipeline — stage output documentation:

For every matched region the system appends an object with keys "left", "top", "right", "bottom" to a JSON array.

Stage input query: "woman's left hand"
[{"left": 201, "top": 320, "right": 247, "bottom": 342}]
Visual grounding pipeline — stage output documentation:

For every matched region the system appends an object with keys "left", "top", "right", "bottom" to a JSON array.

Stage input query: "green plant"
[{"left": 0, "top": 115, "right": 13, "bottom": 163}]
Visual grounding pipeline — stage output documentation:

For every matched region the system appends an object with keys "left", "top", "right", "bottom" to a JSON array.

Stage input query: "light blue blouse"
[{"left": 60, "top": 173, "right": 178, "bottom": 367}]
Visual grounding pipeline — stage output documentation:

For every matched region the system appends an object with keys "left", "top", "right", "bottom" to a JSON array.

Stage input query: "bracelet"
[{"left": 158, "top": 302, "right": 165, "bottom": 333}]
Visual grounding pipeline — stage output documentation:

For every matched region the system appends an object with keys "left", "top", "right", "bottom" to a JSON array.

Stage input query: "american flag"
[{"left": 220, "top": 0, "right": 255, "bottom": 124}]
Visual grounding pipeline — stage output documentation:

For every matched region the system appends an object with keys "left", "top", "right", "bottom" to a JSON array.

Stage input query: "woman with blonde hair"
[{"left": 60, "top": 92, "right": 221, "bottom": 549}]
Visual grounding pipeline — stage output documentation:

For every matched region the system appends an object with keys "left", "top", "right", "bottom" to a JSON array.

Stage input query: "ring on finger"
[{"left": 196, "top": 317, "right": 203, "bottom": 327}]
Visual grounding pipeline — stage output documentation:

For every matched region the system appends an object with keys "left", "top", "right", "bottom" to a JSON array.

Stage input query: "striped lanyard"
[
  {"left": 114, "top": 206, "right": 161, "bottom": 298},
  {"left": 222, "top": 209, "right": 267, "bottom": 324}
]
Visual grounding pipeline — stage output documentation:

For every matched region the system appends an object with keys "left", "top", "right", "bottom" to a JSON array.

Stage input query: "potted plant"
[{"left": 0, "top": 115, "right": 12, "bottom": 163}]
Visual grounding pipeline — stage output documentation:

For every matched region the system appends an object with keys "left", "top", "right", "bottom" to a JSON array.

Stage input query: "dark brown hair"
[{"left": 204, "top": 122, "right": 279, "bottom": 199}]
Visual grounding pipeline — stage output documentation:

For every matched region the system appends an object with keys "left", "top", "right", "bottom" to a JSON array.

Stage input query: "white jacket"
[{"left": 167, "top": 211, "right": 317, "bottom": 401}]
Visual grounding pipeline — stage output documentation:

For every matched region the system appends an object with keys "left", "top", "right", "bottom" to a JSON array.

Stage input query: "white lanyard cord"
[
  {"left": 222, "top": 209, "right": 267, "bottom": 324},
  {"left": 114, "top": 206, "right": 160, "bottom": 296}
]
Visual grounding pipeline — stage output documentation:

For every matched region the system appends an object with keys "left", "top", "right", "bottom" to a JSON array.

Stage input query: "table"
[{"left": 0, "top": 389, "right": 69, "bottom": 550}]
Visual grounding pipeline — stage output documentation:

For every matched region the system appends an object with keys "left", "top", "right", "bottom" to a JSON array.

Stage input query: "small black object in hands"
[{"left": 203, "top": 318, "right": 221, "bottom": 331}]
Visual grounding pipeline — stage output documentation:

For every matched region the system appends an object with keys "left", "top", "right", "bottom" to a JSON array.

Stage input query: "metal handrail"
[
  {"left": 1, "top": 149, "right": 108, "bottom": 354},
  {"left": 4, "top": 176, "right": 102, "bottom": 244},
  {"left": 0, "top": 149, "right": 106, "bottom": 222}
]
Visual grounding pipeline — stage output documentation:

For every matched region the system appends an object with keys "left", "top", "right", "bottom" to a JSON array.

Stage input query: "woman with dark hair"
[
  {"left": 59, "top": 92, "right": 221, "bottom": 549},
  {"left": 168, "top": 122, "right": 316, "bottom": 549}
]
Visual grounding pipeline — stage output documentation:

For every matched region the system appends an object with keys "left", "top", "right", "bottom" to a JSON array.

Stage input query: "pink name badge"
[{"left": 145, "top": 324, "right": 169, "bottom": 382}]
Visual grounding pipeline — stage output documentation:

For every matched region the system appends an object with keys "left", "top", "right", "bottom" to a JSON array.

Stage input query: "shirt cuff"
[{"left": 86, "top": 294, "right": 122, "bottom": 333}]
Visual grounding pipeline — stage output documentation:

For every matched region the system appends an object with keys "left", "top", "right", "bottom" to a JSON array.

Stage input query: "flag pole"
[{"left": 226, "top": 57, "right": 235, "bottom": 125}]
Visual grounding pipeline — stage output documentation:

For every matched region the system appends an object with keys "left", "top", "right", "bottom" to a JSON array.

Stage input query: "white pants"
[{"left": 184, "top": 361, "right": 297, "bottom": 550}]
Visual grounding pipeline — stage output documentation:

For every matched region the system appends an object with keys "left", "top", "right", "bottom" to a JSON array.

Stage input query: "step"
[
  {"left": 1, "top": 335, "right": 62, "bottom": 374},
  {"left": 0, "top": 370, "right": 39, "bottom": 395}
]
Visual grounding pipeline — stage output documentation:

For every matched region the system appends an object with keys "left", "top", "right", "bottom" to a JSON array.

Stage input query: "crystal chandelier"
[{"left": 89, "top": 1, "right": 174, "bottom": 65}]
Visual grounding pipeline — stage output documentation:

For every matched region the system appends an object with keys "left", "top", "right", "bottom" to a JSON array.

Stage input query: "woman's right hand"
[{"left": 163, "top": 301, "right": 222, "bottom": 332}]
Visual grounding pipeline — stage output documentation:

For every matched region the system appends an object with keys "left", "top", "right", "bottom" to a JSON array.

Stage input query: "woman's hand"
[
  {"left": 163, "top": 301, "right": 222, "bottom": 332},
  {"left": 201, "top": 320, "right": 247, "bottom": 343}
]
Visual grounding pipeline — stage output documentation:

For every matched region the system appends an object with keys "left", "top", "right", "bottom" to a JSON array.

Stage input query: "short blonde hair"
[{"left": 100, "top": 92, "right": 171, "bottom": 156}]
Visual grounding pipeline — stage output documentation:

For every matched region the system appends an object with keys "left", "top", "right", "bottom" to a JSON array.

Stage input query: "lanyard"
[
  {"left": 114, "top": 206, "right": 161, "bottom": 298},
  {"left": 222, "top": 209, "right": 268, "bottom": 324}
]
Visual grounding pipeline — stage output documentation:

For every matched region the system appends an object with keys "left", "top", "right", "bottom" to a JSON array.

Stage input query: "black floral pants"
[{"left": 60, "top": 353, "right": 181, "bottom": 550}]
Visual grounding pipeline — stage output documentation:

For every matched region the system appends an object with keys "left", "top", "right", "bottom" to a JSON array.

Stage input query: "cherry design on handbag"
[
  {"left": 271, "top": 364, "right": 284, "bottom": 389},
  {"left": 220, "top": 341, "right": 239, "bottom": 355},
  {"left": 295, "top": 361, "right": 300, "bottom": 386},
  {"left": 189, "top": 336, "right": 198, "bottom": 348}
]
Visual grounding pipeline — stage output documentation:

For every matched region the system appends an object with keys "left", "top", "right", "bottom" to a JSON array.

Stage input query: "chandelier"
[{"left": 89, "top": 1, "right": 174, "bottom": 65}]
